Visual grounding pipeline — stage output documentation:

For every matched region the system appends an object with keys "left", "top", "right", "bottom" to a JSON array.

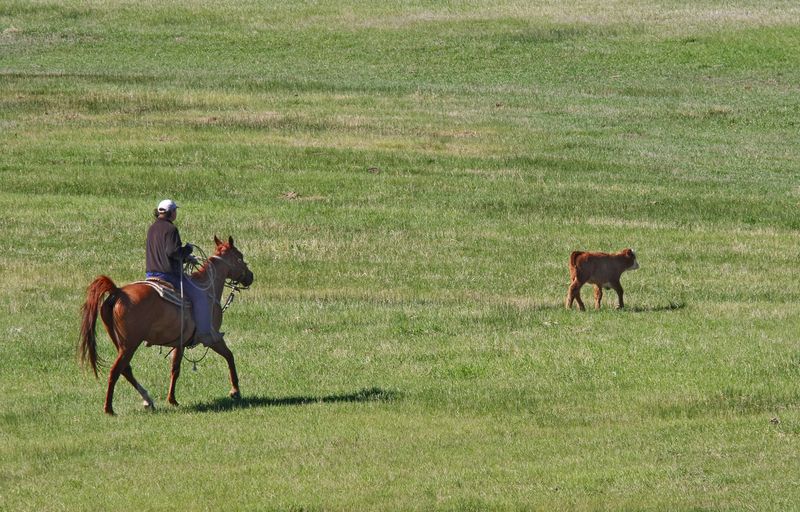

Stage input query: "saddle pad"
[{"left": 134, "top": 279, "right": 192, "bottom": 309}]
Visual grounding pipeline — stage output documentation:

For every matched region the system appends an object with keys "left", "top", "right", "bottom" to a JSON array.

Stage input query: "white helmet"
[{"left": 157, "top": 199, "right": 178, "bottom": 213}]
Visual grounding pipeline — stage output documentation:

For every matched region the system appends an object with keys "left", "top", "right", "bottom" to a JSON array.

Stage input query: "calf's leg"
[
  {"left": 566, "top": 280, "right": 586, "bottom": 311},
  {"left": 610, "top": 280, "right": 624, "bottom": 309},
  {"left": 593, "top": 286, "right": 603, "bottom": 310}
]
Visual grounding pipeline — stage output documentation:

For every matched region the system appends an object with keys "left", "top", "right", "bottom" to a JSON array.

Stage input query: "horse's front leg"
[
  {"left": 167, "top": 346, "right": 184, "bottom": 406},
  {"left": 211, "top": 341, "right": 240, "bottom": 399}
]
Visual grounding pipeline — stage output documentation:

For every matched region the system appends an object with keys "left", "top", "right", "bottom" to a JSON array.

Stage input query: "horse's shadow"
[{"left": 188, "top": 386, "right": 400, "bottom": 413}]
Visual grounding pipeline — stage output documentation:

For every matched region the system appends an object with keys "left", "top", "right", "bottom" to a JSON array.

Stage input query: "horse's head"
[{"left": 213, "top": 235, "right": 254, "bottom": 287}]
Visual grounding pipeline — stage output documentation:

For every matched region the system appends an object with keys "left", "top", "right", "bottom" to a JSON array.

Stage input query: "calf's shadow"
[{"left": 626, "top": 301, "right": 686, "bottom": 313}]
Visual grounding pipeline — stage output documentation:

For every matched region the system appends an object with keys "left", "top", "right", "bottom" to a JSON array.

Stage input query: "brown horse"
[{"left": 79, "top": 236, "right": 254, "bottom": 415}]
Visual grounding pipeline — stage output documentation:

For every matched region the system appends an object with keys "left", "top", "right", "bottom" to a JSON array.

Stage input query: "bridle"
[{"left": 207, "top": 255, "right": 251, "bottom": 312}]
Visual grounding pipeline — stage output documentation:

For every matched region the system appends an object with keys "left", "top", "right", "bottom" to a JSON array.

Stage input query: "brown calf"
[{"left": 566, "top": 248, "right": 639, "bottom": 310}]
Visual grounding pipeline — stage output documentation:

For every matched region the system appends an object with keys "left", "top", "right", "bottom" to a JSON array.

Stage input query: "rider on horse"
[{"left": 145, "top": 199, "right": 224, "bottom": 347}]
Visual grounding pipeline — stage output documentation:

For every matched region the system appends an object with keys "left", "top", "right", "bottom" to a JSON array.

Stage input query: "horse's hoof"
[
  {"left": 143, "top": 400, "right": 155, "bottom": 410},
  {"left": 168, "top": 400, "right": 179, "bottom": 407},
  {"left": 104, "top": 409, "right": 115, "bottom": 416},
  {"left": 230, "top": 390, "right": 241, "bottom": 400}
]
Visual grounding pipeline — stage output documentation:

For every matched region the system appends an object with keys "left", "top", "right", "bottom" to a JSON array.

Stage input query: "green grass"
[{"left": 2, "top": 1, "right": 800, "bottom": 510}]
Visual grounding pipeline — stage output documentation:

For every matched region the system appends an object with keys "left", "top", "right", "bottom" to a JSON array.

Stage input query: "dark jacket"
[{"left": 146, "top": 217, "right": 192, "bottom": 276}]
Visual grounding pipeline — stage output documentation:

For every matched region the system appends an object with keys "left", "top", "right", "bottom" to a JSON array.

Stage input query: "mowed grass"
[{"left": 2, "top": 1, "right": 800, "bottom": 510}]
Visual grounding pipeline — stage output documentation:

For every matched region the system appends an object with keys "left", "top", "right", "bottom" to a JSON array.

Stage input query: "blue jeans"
[{"left": 146, "top": 272, "right": 214, "bottom": 335}]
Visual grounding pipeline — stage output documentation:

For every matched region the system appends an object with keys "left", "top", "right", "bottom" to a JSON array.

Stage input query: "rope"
[
  {"left": 163, "top": 244, "right": 215, "bottom": 369},
  {"left": 182, "top": 243, "right": 210, "bottom": 371},
  {"left": 180, "top": 266, "right": 184, "bottom": 359},
  {"left": 173, "top": 244, "right": 247, "bottom": 371}
]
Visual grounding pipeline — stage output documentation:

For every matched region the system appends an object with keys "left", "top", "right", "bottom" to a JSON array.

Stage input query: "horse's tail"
[{"left": 79, "top": 275, "right": 119, "bottom": 378}]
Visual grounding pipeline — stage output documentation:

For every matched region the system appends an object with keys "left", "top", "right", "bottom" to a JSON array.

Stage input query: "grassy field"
[{"left": 2, "top": 1, "right": 800, "bottom": 510}]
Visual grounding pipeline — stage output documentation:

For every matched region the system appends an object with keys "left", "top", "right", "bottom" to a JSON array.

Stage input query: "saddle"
[
  {"left": 135, "top": 278, "right": 197, "bottom": 348},
  {"left": 135, "top": 278, "right": 192, "bottom": 309}
]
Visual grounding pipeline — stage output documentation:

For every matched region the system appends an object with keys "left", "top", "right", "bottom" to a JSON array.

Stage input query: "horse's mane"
[
  {"left": 191, "top": 239, "right": 233, "bottom": 280},
  {"left": 192, "top": 250, "right": 220, "bottom": 279}
]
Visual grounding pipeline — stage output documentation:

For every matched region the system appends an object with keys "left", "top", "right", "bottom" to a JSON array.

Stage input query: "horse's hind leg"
[
  {"left": 211, "top": 341, "right": 240, "bottom": 399},
  {"left": 167, "top": 346, "right": 184, "bottom": 406},
  {"left": 104, "top": 348, "right": 137, "bottom": 415},
  {"left": 121, "top": 364, "right": 154, "bottom": 409}
]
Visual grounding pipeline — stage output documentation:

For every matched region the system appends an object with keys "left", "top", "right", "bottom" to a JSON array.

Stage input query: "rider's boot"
[{"left": 196, "top": 331, "right": 225, "bottom": 347}]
